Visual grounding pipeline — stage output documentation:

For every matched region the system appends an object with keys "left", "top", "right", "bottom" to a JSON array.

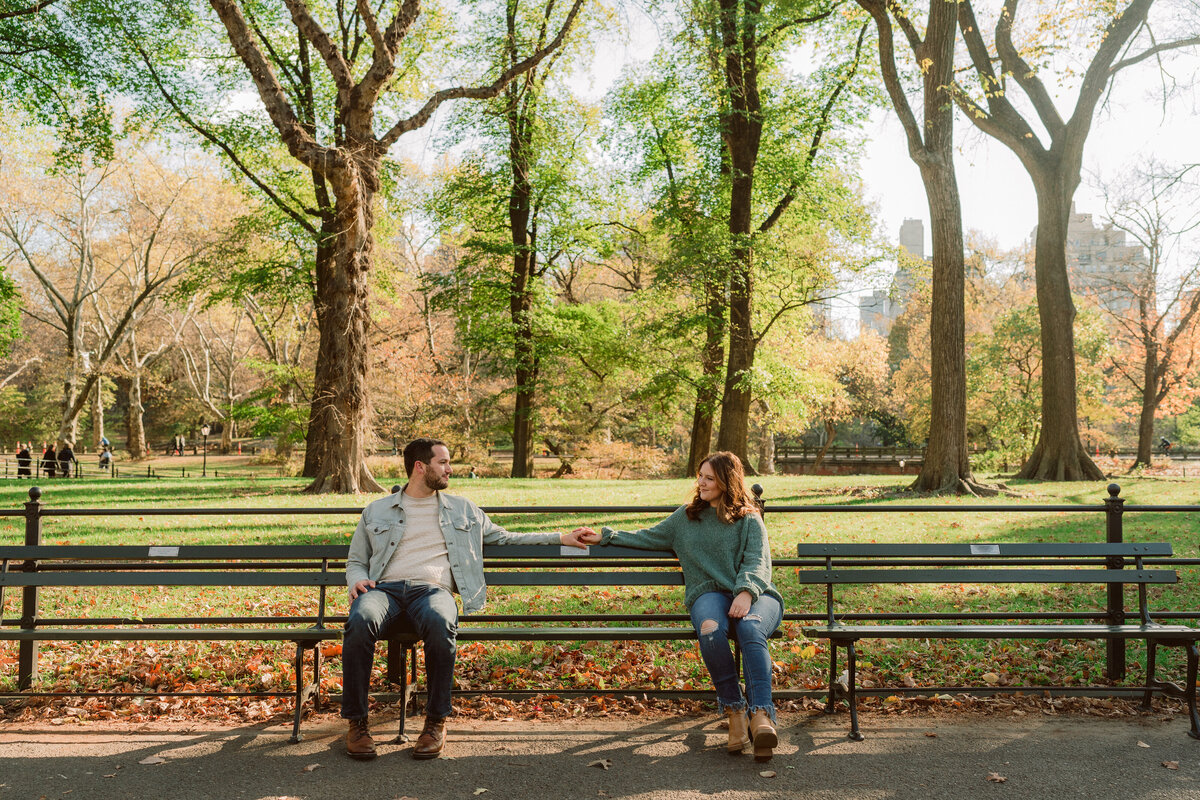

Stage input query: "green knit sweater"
[{"left": 599, "top": 505, "right": 783, "bottom": 610}]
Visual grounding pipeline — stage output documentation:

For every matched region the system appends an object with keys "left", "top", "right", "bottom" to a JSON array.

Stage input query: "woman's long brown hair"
[{"left": 685, "top": 451, "right": 759, "bottom": 523}]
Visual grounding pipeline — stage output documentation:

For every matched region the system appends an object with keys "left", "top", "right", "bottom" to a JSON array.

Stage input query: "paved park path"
[{"left": 1, "top": 711, "right": 1198, "bottom": 799}]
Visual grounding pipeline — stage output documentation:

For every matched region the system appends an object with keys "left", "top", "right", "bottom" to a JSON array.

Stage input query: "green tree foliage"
[{"left": 607, "top": 0, "right": 881, "bottom": 472}]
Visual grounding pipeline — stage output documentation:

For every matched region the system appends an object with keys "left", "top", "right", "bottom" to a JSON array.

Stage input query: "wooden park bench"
[
  {"left": 0, "top": 543, "right": 345, "bottom": 742},
  {"left": 1, "top": 538, "right": 780, "bottom": 743},
  {"left": 795, "top": 542, "right": 1200, "bottom": 741}
]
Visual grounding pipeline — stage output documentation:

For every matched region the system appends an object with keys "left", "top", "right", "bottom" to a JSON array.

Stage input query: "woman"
[
  {"left": 57, "top": 441, "right": 76, "bottom": 478},
  {"left": 575, "top": 452, "right": 784, "bottom": 761},
  {"left": 41, "top": 444, "right": 57, "bottom": 478}
]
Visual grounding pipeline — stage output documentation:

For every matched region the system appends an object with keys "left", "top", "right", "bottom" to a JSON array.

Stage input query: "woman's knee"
[{"left": 735, "top": 614, "right": 773, "bottom": 645}]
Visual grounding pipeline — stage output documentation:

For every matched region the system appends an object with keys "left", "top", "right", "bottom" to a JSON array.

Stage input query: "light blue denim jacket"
[{"left": 345, "top": 488, "right": 560, "bottom": 613}]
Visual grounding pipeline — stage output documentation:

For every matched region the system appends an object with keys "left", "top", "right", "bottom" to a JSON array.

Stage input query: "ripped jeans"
[{"left": 688, "top": 591, "right": 783, "bottom": 719}]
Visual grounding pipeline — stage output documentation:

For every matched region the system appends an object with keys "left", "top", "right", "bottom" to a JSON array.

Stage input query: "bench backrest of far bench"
[{"left": 794, "top": 541, "right": 1178, "bottom": 625}]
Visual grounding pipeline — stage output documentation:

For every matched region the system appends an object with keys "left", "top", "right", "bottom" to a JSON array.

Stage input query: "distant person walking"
[
  {"left": 98, "top": 446, "right": 112, "bottom": 470},
  {"left": 57, "top": 441, "right": 76, "bottom": 478},
  {"left": 16, "top": 444, "right": 32, "bottom": 477},
  {"left": 42, "top": 444, "right": 57, "bottom": 478}
]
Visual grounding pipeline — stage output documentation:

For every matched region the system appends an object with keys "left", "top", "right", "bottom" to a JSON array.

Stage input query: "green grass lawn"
[{"left": 2, "top": 470, "right": 1199, "bottom": 705}]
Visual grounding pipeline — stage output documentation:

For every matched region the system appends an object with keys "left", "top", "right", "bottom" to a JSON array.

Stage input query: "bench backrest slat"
[
  {"left": 795, "top": 543, "right": 1172, "bottom": 557},
  {"left": 0, "top": 572, "right": 345, "bottom": 587},
  {"left": 795, "top": 568, "right": 1176, "bottom": 585},
  {"left": 485, "top": 570, "right": 683, "bottom": 586},
  {"left": 0, "top": 545, "right": 347, "bottom": 560},
  {"left": 483, "top": 545, "right": 674, "bottom": 559}
]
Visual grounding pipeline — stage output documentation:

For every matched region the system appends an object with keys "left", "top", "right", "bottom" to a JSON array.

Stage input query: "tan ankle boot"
[
  {"left": 748, "top": 709, "right": 777, "bottom": 762},
  {"left": 726, "top": 708, "right": 749, "bottom": 754}
]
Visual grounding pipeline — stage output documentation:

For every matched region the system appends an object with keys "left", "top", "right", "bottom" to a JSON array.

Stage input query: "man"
[{"left": 342, "top": 437, "right": 589, "bottom": 761}]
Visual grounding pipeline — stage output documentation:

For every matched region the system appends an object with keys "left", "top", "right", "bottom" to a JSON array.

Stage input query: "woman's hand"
[
  {"left": 572, "top": 526, "right": 601, "bottom": 545},
  {"left": 728, "top": 591, "right": 752, "bottom": 618}
]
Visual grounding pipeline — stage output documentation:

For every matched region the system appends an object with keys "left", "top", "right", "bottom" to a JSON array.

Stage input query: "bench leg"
[
  {"left": 394, "top": 645, "right": 411, "bottom": 744},
  {"left": 825, "top": 643, "right": 839, "bottom": 714},
  {"left": 1186, "top": 643, "right": 1200, "bottom": 741},
  {"left": 1143, "top": 640, "right": 1158, "bottom": 711},
  {"left": 313, "top": 644, "right": 323, "bottom": 713},
  {"left": 846, "top": 641, "right": 864, "bottom": 742},
  {"left": 290, "top": 643, "right": 307, "bottom": 744}
]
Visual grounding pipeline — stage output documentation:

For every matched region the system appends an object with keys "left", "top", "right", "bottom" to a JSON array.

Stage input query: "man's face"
[{"left": 419, "top": 444, "right": 452, "bottom": 491}]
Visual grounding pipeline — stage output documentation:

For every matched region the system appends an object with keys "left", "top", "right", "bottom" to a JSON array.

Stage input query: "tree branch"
[
  {"left": 1110, "top": 35, "right": 1200, "bottom": 74},
  {"left": 279, "top": 0, "right": 354, "bottom": 90},
  {"left": 856, "top": 0, "right": 928, "bottom": 162},
  {"left": 379, "top": 0, "right": 584, "bottom": 148},
  {"left": 209, "top": 0, "right": 341, "bottom": 174}
]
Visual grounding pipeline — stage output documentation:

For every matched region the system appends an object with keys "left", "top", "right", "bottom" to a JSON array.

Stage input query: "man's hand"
[
  {"left": 728, "top": 591, "right": 752, "bottom": 618},
  {"left": 570, "top": 526, "right": 601, "bottom": 545},
  {"left": 560, "top": 528, "right": 592, "bottom": 549},
  {"left": 349, "top": 579, "right": 376, "bottom": 601}
]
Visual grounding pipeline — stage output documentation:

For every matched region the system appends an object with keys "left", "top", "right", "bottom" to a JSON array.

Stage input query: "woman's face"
[{"left": 697, "top": 462, "right": 723, "bottom": 506}]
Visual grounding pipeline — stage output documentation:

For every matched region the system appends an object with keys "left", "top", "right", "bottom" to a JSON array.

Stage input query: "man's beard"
[{"left": 423, "top": 471, "right": 449, "bottom": 492}]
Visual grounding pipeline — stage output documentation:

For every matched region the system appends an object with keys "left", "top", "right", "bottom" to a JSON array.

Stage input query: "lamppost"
[{"left": 200, "top": 423, "right": 210, "bottom": 477}]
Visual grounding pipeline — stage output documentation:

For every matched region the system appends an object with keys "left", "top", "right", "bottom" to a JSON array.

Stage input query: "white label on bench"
[
  {"left": 561, "top": 545, "right": 590, "bottom": 556},
  {"left": 148, "top": 546, "right": 180, "bottom": 557},
  {"left": 970, "top": 544, "right": 1001, "bottom": 555}
]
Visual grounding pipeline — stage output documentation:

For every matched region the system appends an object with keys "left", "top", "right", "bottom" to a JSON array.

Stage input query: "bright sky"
[{"left": 862, "top": 64, "right": 1200, "bottom": 257}]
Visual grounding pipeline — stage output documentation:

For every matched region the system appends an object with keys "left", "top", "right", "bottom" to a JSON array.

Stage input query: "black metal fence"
[{"left": 3, "top": 483, "right": 1199, "bottom": 694}]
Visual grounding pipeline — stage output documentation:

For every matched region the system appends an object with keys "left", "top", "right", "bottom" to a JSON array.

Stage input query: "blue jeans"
[
  {"left": 688, "top": 591, "right": 783, "bottom": 719},
  {"left": 341, "top": 581, "right": 458, "bottom": 721}
]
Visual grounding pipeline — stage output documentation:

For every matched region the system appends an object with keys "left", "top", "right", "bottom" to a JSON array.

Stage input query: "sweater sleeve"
[
  {"left": 732, "top": 513, "right": 772, "bottom": 602},
  {"left": 598, "top": 506, "right": 682, "bottom": 551},
  {"left": 477, "top": 504, "right": 561, "bottom": 546}
]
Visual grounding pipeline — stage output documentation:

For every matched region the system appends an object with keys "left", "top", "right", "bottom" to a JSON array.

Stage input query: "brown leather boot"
[
  {"left": 412, "top": 716, "right": 447, "bottom": 759},
  {"left": 749, "top": 709, "right": 777, "bottom": 762},
  {"left": 345, "top": 717, "right": 376, "bottom": 760},
  {"left": 726, "top": 708, "right": 750, "bottom": 754}
]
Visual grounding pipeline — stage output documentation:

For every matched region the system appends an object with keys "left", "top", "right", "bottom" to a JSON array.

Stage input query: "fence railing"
[
  {"left": 0, "top": 458, "right": 214, "bottom": 481},
  {"left": 3, "top": 483, "right": 1198, "bottom": 693}
]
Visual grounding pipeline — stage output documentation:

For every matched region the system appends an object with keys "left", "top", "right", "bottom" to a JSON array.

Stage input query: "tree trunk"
[
  {"left": 507, "top": 83, "right": 538, "bottom": 479},
  {"left": 757, "top": 420, "right": 775, "bottom": 475},
  {"left": 119, "top": 374, "right": 148, "bottom": 460},
  {"left": 910, "top": 159, "right": 974, "bottom": 491},
  {"left": 302, "top": 156, "right": 383, "bottom": 495},
  {"left": 716, "top": 263, "right": 757, "bottom": 472},
  {"left": 302, "top": 232, "right": 336, "bottom": 478},
  {"left": 56, "top": 319, "right": 82, "bottom": 449},
  {"left": 1016, "top": 186, "right": 1104, "bottom": 480},
  {"left": 1133, "top": 379, "right": 1157, "bottom": 469},
  {"left": 812, "top": 419, "right": 837, "bottom": 471},
  {"left": 91, "top": 381, "right": 104, "bottom": 451},
  {"left": 713, "top": 0, "right": 762, "bottom": 473},
  {"left": 685, "top": 279, "right": 727, "bottom": 476}
]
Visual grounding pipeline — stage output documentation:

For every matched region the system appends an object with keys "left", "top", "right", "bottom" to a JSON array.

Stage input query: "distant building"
[
  {"left": 859, "top": 218, "right": 924, "bottom": 336},
  {"left": 810, "top": 296, "right": 836, "bottom": 336},
  {"left": 899, "top": 218, "right": 924, "bottom": 260},
  {"left": 1033, "top": 204, "right": 1147, "bottom": 315}
]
